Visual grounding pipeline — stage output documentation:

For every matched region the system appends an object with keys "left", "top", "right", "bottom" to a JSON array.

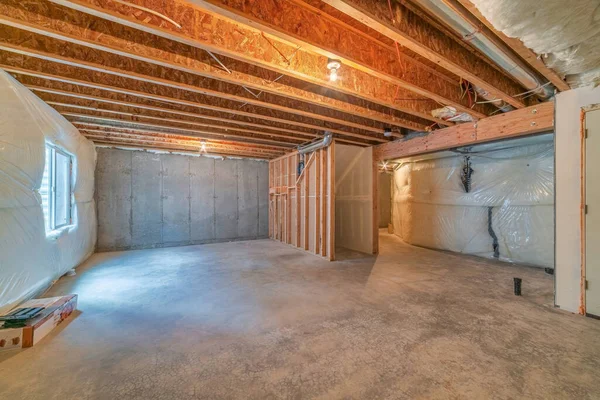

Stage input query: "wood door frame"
[{"left": 580, "top": 104, "right": 600, "bottom": 315}]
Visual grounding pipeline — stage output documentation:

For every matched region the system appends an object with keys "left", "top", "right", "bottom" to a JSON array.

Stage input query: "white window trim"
[{"left": 44, "top": 143, "right": 74, "bottom": 233}]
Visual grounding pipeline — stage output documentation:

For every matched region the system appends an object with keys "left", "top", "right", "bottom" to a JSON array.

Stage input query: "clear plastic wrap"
[
  {"left": 0, "top": 70, "right": 96, "bottom": 314},
  {"left": 391, "top": 135, "right": 554, "bottom": 268},
  {"left": 472, "top": 0, "right": 600, "bottom": 88}
]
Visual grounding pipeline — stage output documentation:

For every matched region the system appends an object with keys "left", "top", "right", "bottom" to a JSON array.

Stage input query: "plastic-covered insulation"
[
  {"left": 391, "top": 134, "right": 554, "bottom": 268},
  {"left": 471, "top": 0, "right": 600, "bottom": 88},
  {"left": 0, "top": 70, "right": 96, "bottom": 314}
]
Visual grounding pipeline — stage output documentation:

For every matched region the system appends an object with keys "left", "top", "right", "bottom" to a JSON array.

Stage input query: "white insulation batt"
[
  {"left": 391, "top": 134, "right": 554, "bottom": 268},
  {"left": 472, "top": 0, "right": 600, "bottom": 88},
  {"left": 0, "top": 71, "right": 96, "bottom": 314}
]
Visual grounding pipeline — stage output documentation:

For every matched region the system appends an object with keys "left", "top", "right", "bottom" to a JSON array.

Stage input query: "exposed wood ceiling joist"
[
  {"left": 0, "top": 39, "right": 390, "bottom": 142},
  {"left": 47, "top": 0, "right": 455, "bottom": 125},
  {"left": 0, "top": 1, "right": 430, "bottom": 133},
  {"left": 191, "top": 0, "right": 495, "bottom": 119},
  {"left": 322, "top": 0, "right": 529, "bottom": 109}
]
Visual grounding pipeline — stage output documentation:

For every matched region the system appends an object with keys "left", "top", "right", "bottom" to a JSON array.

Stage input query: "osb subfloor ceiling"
[{"left": 0, "top": 0, "right": 573, "bottom": 159}]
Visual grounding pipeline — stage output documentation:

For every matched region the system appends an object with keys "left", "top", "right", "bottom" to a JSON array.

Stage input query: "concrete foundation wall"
[{"left": 95, "top": 148, "right": 268, "bottom": 251}]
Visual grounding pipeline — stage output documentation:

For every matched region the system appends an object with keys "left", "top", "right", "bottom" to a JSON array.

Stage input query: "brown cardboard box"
[{"left": 0, "top": 295, "right": 78, "bottom": 351}]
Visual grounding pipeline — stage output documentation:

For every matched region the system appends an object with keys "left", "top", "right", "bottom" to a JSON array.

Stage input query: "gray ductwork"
[
  {"left": 414, "top": 0, "right": 555, "bottom": 102},
  {"left": 298, "top": 131, "right": 333, "bottom": 155}
]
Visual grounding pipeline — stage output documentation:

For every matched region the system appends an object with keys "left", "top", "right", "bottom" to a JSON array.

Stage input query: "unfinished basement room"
[{"left": 2, "top": 0, "right": 600, "bottom": 398}]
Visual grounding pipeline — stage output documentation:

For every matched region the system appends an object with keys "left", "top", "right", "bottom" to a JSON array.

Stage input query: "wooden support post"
[
  {"left": 328, "top": 141, "right": 336, "bottom": 261},
  {"left": 315, "top": 149, "right": 321, "bottom": 255},
  {"left": 372, "top": 155, "right": 379, "bottom": 254},
  {"left": 304, "top": 154, "right": 310, "bottom": 251},
  {"left": 296, "top": 153, "right": 301, "bottom": 248},
  {"left": 287, "top": 155, "right": 293, "bottom": 244},
  {"left": 320, "top": 148, "right": 327, "bottom": 257}
]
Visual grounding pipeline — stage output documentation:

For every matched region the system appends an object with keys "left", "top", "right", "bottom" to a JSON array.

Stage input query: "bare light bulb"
[
  {"left": 329, "top": 69, "right": 338, "bottom": 82},
  {"left": 200, "top": 140, "right": 207, "bottom": 153}
]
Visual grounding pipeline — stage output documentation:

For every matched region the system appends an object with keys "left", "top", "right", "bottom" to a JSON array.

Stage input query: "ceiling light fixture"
[
  {"left": 200, "top": 140, "right": 207, "bottom": 153},
  {"left": 327, "top": 58, "right": 341, "bottom": 82}
]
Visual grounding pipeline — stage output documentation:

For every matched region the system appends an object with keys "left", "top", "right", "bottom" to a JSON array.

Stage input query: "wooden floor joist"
[
  {"left": 322, "top": 0, "right": 529, "bottom": 109},
  {"left": 47, "top": 0, "right": 455, "bottom": 126},
  {"left": 0, "top": 41, "right": 393, "bottom": 141},
  {"left": 0, "top": 2, "right": 431, "bottom": 134},
  {"left": 192, "top": 0, "right": 494, "bottom": 119},
  {"left": 1, "top": 65, "right": 382, "bottom": 146}
]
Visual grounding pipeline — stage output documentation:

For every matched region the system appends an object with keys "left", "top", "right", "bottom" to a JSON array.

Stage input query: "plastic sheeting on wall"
[
  {"left": 391, "top": 134, "right": 554, "bottom": 268},
  {"left": 0, "top": 70, "right": 96, "bottom": 314}
]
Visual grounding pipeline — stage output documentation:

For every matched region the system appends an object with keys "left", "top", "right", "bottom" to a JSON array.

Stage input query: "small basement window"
[{"left": 40, "top": 144, "right": 74, "bottom": 232}]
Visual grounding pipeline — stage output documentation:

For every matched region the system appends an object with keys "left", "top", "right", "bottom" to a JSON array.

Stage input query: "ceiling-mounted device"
[
  {"left": 384, "top": 128, "right": 393, "bottom": 137},
  {"left": 327, "top": 58, "right": 341, "bottom": 82},
  {"left": 199, "top": 140, "right": 207, "bottom": 153}
]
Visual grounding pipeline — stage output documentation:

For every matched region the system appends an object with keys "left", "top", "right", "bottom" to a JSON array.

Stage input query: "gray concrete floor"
[{"left": 1, "top": 232, "right": 600, "bottom": 399}]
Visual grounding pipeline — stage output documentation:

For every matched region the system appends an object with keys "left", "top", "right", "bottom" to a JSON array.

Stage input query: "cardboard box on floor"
[{"left": 0, "top": 295, "right": 78, "bottom": 351}]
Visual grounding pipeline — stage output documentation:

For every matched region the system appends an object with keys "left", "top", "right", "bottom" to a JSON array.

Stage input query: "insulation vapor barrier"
[
  {"left": 390, "top": 134, "right": 554, "bottom": 268},
  {"left": 0, "top": 70, "right": 96, "bottom": 314}
]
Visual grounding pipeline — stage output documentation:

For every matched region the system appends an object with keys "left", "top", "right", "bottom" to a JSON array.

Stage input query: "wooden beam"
[
  {"left": 328, "top": 141, "right": 336, "bottom": 261},
  {"left": 0, "top": 39, "right": 391, "bottom": 141},
  {"left": 48, "top": 0, "right": 449, "bottom": 127},
  {"left": 50, "top": 101, "right": 305, "bottom": 144},
  {"left": 193, "top": 0, "right": 494, "bottom": 119},
  {"left": 320, "top": 148, "right": 328, "bottom": 257},
  {"left": 322, "top": 0, "right": 528, "bottom": 109},
  {"left": 78, "top": 127, "right": 285, "bottom": 157},
  {"left": 296, "top": 153, "right": 301, "bottom": 248},
  {"left": 453, "top": 0, "right": 569, "bottom": 92},
  {"left": 1, "top": 63, "right": 383, "bottom": 145},
  {"left": 60, "top": 110, "right": 299, "bottom": 147},
  {"left": 0, "top": 1, "right": 430, "bottom": 132},
  {"left": 66, "top": 114, "right": 293, "bottom": 149},
  {"left": 315, "top": 149, "right": 321, "bottom": 255},
  {"left": 93, "top": 141, "right": 273, "bottom": 159},
  {"left": 374, "top": 102, "right": 554, "bottom": 161}
]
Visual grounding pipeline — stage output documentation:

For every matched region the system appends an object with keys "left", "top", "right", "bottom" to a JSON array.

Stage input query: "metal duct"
[
  {"left": 414, "top": 0, "right": 555, "bottom": 100},
  {"left": 298, "top": 131, "right": 333, "bottom": 154}
]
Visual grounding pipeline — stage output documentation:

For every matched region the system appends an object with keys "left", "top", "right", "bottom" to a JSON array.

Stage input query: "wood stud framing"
[{"left": 269, "top": 143, "right": 335, "bottom": 260}]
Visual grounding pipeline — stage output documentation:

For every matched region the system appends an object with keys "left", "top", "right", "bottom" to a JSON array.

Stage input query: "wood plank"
[
  {"left": 0, "top": 2, "right": 431, "bottom": 132},
  {"left": 372, "top": 153, "right": 379, "bottom": 254},
  {"left": 304, "top": 154, "right": 310, "bottom": 251},
  {"left": 315, "top": 149, "right": 321, "bottom": 255},
  {"left": 48, "top": 0, "right": 448, "bottom": 127},
  {"left": 323, "top": 0, "right": 527, "bottom": 109},
  {"left": 192, "top": 0, "right": 493, "bottom": 119},
  {"left": 328, "top": 141, "right": 336, "bottom": 261},
  {"left": 0, "top": 42, "right": 388, "bottom": 142},
  {"left": 296, "top": 153, "right": 301, "bottom": 248},
  {"left": 323, "top": 147, "right": 327, "bottom": 257},
  {"left": 374, "top": 102, "right": 554, "bottom": 161}
]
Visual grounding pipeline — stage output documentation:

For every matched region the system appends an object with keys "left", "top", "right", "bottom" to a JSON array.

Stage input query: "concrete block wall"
[{"left": 95, "top": 148, "right": 269, "bottom": 251}]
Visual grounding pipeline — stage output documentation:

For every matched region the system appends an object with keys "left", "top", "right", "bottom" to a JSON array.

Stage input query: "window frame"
[{"left": 44, "top": 143, "right": 74, "bottom": 232}]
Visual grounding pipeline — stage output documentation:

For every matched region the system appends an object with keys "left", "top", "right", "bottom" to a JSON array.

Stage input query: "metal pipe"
[
  {"left": 298, "top": 131, "right": 333, "bottom": 154},
  {"left": 414, "top": 0, "right": 555, "bottom": 100}
]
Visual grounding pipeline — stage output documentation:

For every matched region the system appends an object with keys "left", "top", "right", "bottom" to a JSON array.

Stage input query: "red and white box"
[{"left": 0, "top": 295, "right": 78, "bottom": 351}]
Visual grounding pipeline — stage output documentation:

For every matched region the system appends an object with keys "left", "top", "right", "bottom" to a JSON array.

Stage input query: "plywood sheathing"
[
  {"left": 323, "top": 0, "right": 530, "bottom": 109},
  {"left": 193, "top": 0, "right": 496, "bottom": 119},
  {"left": 47, "top": 0, "right": 450, "bottom": 127},
  {"left": 374, "top": 102, "right": 554, "bottom": 161},
  {"left": 0, "top": 33, "right": 391, "bottom": 143},
  {"left": 0, "top": 1, "right": 433, "bottom": 134}
]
